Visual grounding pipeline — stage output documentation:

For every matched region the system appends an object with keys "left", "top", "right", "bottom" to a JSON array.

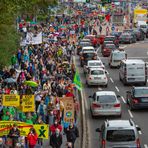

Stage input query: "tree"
[{"left": 0, "top": 0, "right": 57, "bottom": 69}]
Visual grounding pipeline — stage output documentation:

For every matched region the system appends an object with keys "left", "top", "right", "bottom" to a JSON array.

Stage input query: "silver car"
[
  {"left": 89, "top": 91, "right": 121, "bottom": 117},
  {"left": 96, "top": 119, "right": 141, "bottom": 148}
]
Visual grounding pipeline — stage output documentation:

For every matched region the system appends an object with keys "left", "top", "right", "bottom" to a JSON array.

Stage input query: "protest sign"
[
  {"left": 22, "top": 95, "right": 35, "bottom": 112},
  {"left": 62, "top": 97, "right": 75, "bottom": 123},
  {"left": 2, "top": 95, "right": 20, "bottom": 107}
]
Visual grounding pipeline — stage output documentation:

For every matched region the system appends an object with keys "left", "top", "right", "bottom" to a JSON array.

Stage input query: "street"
[{"left": 75, "top": 38, "right": 148, "bottom": 148}]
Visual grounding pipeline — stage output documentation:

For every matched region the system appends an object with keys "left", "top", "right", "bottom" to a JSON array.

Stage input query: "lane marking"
[
  {"left": 115, "top": 86, "right": 119, "bottom": 92},
  {"left": 98, "top": 87, "right": 102, "bottom": 90},
  {"left": 128, "top": 109, "right": 133, "bottom": 118},
  {"left": 106, "top": 70, "right": 109, "bottom": 75},
  {"left": 121, "top": 96, "right": 126, "bottom": 104},
  {"left": 144, "top": 144, "right": 148, "bottom": 148},
  {"left": 110, "top": 77, "right": 114, "bottom": 83},
  {"left": 128, "top": 57, "right": 148, "bottom": 59}
]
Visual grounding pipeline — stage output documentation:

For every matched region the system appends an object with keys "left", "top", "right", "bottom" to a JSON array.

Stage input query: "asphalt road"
[{"left": 75, "top": 38, "right": 148, "bottom": 148}]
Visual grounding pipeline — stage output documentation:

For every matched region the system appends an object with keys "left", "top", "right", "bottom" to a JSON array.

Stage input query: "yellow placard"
[
  {"left": 63, "top": 97, "right": 74, "bottom": 123},
  {"left": 22, "top": 95, "right": 35, "bottom": 112},
  {"left": 2, "top": 95, "right": 20, "bottom": 107},
  {"left": 134, "top": 9, "right": 147, "bottom": 14},
  {"left": 0, "top": 121, "right": 49, "bottom": 139},
  {"left": 34, "top": 124, "right": 49, "bottom": 139}
]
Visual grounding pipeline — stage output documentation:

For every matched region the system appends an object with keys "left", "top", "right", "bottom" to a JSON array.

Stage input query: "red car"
[
  {"left": 102, "top": 44, "right": 116, "bottom": 57},
  {"left": 96, "top": 35, "right": 105, "bottom": 45},
  {"left": 85, "top": 35, "right": 101, "bottom": 47}
]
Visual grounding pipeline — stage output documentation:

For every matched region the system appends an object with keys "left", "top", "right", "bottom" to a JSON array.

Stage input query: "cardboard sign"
[
  {"left": 22, "top": 95, "right": 35, "bottom": 112},
  {"left": 2, "top": 95, "right": 20, "bottom": 107},
  {"left": 63, "top": 97, "right": 74, "bottom": 123}
]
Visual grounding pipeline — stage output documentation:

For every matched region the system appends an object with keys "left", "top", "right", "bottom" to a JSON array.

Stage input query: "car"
[
  {"left": 81, "top": 46, "right": 95, "bottom": 53},
  {"left": 86, "top": 68, "right": 108, "bottom": 87},
  {"left": 83, "top": 60, "right": 105, "bottom": 74},
  {"left": 96, "top": 119, "right": 141, "bottom": 148},
  {"left": 77, "top": 41, "right": 92, "bottom": 55},
  {"left": 126, "top": 87, "right": 148, "bottom": 110},
  {"left": 101, "top": 41, "right": 114, "bottom": 52},
  {"left": 80, "top": 50, "right": 98, "bottom": 67},
  {"left": 89, "top": 91, "right": 121, "bottom": 117},
  {"left": 133, "top": 29, "right": 145, "bottom": 41},
  {"left": 85, "top": 35, "right": 100, "bottom": 47},
  {"left": 119, "top": 32, "right": 136, "bottom": 44},
  {"left": 104, "top": 36, "right": 119, "bottom": 47},
  {"left": 110, "top": 31, "right": 122, "bottom": 40},
  {"left": 102, "top": 44, "right": 116, "bottom": 57},
  {"left": 140, "top": 25, "right": 148, "bottom": 34},
  {"left": 95, "top": 35, "right": 105, "bottom": 45}
]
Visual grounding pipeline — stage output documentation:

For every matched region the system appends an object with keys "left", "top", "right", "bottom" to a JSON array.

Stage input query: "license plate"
[
  {"left": 142, "top": 98, "right": 148, "bottom": 102},
  {"left": 94, "top": 77, "right": 101, "bottom": 79},
  {"left": 128, "top": 78, "right": 135, "bottom": 80},
  {"left": 102, "top": 104, "right": 111, "bottom": 108}
]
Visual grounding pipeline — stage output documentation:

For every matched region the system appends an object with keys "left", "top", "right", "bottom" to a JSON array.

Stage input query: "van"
[
  {"left": 119, "top": 59, "right": 147, "bottom": 85},
  {"left": 109, "top": 50, "right": 127, "bottom": 68}
]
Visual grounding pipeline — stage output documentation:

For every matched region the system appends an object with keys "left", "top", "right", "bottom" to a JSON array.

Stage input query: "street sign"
[{"left": 111, "top": 26, "right": 115, "bottom": 31}]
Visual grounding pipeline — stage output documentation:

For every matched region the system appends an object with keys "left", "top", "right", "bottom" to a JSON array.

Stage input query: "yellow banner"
[
  {"left": 134, "top": 9, "right": 147, "bottom": 14},
  {"left": 2, "top": 95, "right": 20, "bottom": 107},
  {"left": 0, "top": 121, "right": 49, "bottom": 139},
  {"left": 63, "top": 97, "right": 74, "bottom": 123},
  {"left": 22, "top": 95, "right": 35, "bottom": 112}
]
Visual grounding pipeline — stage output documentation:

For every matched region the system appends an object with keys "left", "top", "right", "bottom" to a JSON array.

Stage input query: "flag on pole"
[{"left": 73, "top": 70, "right": 82, "bottom": 91}]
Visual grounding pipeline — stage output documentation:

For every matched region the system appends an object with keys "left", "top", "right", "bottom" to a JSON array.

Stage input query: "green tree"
[{"left": 0, "top": 0, "right": 57, "bottom": 69}]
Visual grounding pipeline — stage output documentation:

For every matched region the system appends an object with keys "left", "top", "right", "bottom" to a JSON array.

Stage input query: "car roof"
[
  {"left": 133, "top": 86, "right": 148, "bottom": 90},
  {"left": 82, "top": 46, "right": 94, "bottom": 49},
  {"left": 122, "top": 59, "right": 144, "bottom": 64},
  {"left": 107, "top": 120, "right": 133, "bottom": 128},
  {"left": 96, "top": 91, "right": 116, "bottom": 96},
  {"left": 81, "top": 39, "right": 90, "bottom": 41},
  {"left": 88, "top": 60, "right": 101, "bottom": 63},
  {"left": 105, "top": 44, "right": 115, "bottom": 46},
  {"left": 112, "top": 50, "right": 126, "bottom": 53},
  {"left": 104, "top": 41, "right": 113, "bottom": 43}
]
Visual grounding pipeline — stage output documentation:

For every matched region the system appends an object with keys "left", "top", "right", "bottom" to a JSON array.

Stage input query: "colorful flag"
[{"left": 73, "top": 70, "right": 82, "bottom": 91}]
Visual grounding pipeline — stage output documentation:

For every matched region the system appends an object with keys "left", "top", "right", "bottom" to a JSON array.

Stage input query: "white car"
[
  {"left": 86, "top": 67, "right": 108, "bottom": 87},
  {"left": 89, "top": 91, "right": 121, "bottom": 117},
  {"left": 84, "top": 60, "right": 105, "bottom": 74}
]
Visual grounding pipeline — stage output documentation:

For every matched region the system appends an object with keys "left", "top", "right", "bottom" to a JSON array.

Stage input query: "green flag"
[{"left": 74, "top": 70, "right": 82, "bottom": 91}]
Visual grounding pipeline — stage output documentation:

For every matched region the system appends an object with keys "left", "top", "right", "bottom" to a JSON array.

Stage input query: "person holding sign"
[{"left": 27, "top": 128, "right": 38, "bottom": 148}]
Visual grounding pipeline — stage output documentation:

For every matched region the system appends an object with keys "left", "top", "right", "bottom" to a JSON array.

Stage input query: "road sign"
[{"left": 111, "top": 26, "right": 115, "bottom": 31}]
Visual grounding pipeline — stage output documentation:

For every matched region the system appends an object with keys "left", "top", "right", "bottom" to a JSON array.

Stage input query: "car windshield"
[
  {"left": 106, "top": 45, "right": 115, "bottom": 49},
  {"left": 80, "top": 42, "right": 90, "bottom": 46},
  {"left": 134, "top": 88, "right": 148, "bottom": 97},
  {"left": 83, "top": 53, "right": 95, "bottom": 59},
  {"left": 107, "top": 130, "right": 135, "bottom": 142},
  {"left": 97, "top": 95, "right": 116, "bottom": 103},
  {"left": 88, "top": 62, "right": 101, "bottom": 67},
  {"left": 91, "top": 70, "right": 104, "bottom": 75},
  {"left": 140, "top": 25, "right": 147, "bottom": 28}
]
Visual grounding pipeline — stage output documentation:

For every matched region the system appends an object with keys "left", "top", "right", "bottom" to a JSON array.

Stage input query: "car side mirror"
[
  {"left": 117, "top": 95, "right": 121, "bottom": 98},
  {"left": 136, "top": 126, "right": 141, "bottom": 131},
  {"left": 96, "top": 128, "right": 101, "bottom": 132}
]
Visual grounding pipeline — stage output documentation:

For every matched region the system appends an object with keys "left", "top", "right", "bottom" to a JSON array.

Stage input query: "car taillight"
[
  {"left": 89, "top": 76, "right": 92, "bottom": 80},
  {"left": 104, "top": 77, "right": 107, "bottom": 80},
  {"left": 114, "top": 103, "right": 120, "bottom": 107},
  {"left": 136, "top": 138, "right": 141, "bottom": 148},
  {"left": 92, "top": 103, "right": 101, "bottom": 108},
  {"left": 133, "top": 98, "right": 139, "bottom": 104},
  {"left": 101, "top": 139, "right": 106, "bottom": 148}
]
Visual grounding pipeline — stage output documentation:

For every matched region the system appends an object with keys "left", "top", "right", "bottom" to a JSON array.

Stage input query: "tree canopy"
[{"left": 0, "top": 0, "right": 57, "bottom": 69}]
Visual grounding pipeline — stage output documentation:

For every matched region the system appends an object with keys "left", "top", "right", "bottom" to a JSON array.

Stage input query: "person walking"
[
  {"left": 27, "top": 128, "right": 38, "bottom": 148},
  {"left": 65, "top": 123, "right": 79, "bottom": 148},
  {"left": 50, "top": 128, "right": 63, "bottom": 148},
  {"left": 8, "top": 123, "right": 20, "bottom": 148}
]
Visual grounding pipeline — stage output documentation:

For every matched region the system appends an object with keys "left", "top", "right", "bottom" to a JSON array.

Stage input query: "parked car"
[
  {"left": 102, "top": 44, "right": 116, "bottom": 57},
  {"left": 126, "top": 86, "right": 148, "bottom": 110},
  {"left": 83, "top": 60, "right": 104, "bottom": 74},
  {"left": 110, "top": 31, "right": 122, "bottom": 40},
  {"left": 89, "top": 91, "right": 121, "bottom": 117},
  {"left": 133, "top": 29, "right": 145, "bottom": 41},
  {"left": 86, "top": 68, "right": 108, "bottom": 87},
  {"left": 101, "top": 41, "right": 114, "bottom": 52},
  {"left": 96, "top": 119, "right": 141, "bottom": 148}
]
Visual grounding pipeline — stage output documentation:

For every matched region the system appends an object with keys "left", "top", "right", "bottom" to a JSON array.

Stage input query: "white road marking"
[
  {"left": 98, "top": 87, "right": 102, "bottom": 90},
  {"left": 128, "top": 57, "right": 148, "bottom": 59},
  {"left": 106, "top": 70, "right": 109, "bottom": 75},
  {"left": 128, "top": 110, "right": 133, "bottom": 118},
  {"left": 147, "top": 52, "right": 148, "bottom": 55},
  {"left": 121, "top": 96, "right": 126, "bottom": 104},
  {"left": 144, "top": 144, "right": 148, "bottom": 148},
  {"left": 115, "top": 86, "right": 119, "bottom": 92},
  {"left": 110, "top": 78, "right": 114, "bottom": 83}
]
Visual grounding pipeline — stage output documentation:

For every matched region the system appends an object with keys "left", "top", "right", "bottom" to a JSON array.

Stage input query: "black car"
[
  {"left": 133, "top": 29, "right": 145, "bottom": 41},
  {"left": 126, "top": 87, "right": 148, "bottom": 110}
]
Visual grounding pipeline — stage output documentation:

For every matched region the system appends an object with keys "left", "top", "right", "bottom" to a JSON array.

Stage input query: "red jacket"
[
  {"left": 50, "top": 124, "right": 62, "bottom": 134},
  {"left": 27, "top": 133, "right": 38, "bottom": 146}
]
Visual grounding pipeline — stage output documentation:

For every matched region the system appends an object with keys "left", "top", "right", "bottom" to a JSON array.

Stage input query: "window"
[
  {"left": 88, "top": 62, "right": 101, "bottom": 67},
  {"left": 97, "top": 95, "right": 116, "bottom": 103},
  {"left": 91, "top": 70, "right": 104, "bottom": 75},
  {"left": 134, "top": 88, "right": 148, "bottom": 97},
  {"left": 106, "top": 130, "right": 135, "bottom": 142}
]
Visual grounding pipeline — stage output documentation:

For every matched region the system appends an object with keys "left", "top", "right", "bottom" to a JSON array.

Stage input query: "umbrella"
[{"left": 24, "top": 81, "right": 38, "bottom": 87}]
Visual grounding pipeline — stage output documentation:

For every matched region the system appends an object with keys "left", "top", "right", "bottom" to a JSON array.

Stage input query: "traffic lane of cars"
[
  {"left": 100, "top": 56, "right": 148, "bottom": 147},
  {"left": 75, "top": 55, "right": 134, "bottom": 148}
]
